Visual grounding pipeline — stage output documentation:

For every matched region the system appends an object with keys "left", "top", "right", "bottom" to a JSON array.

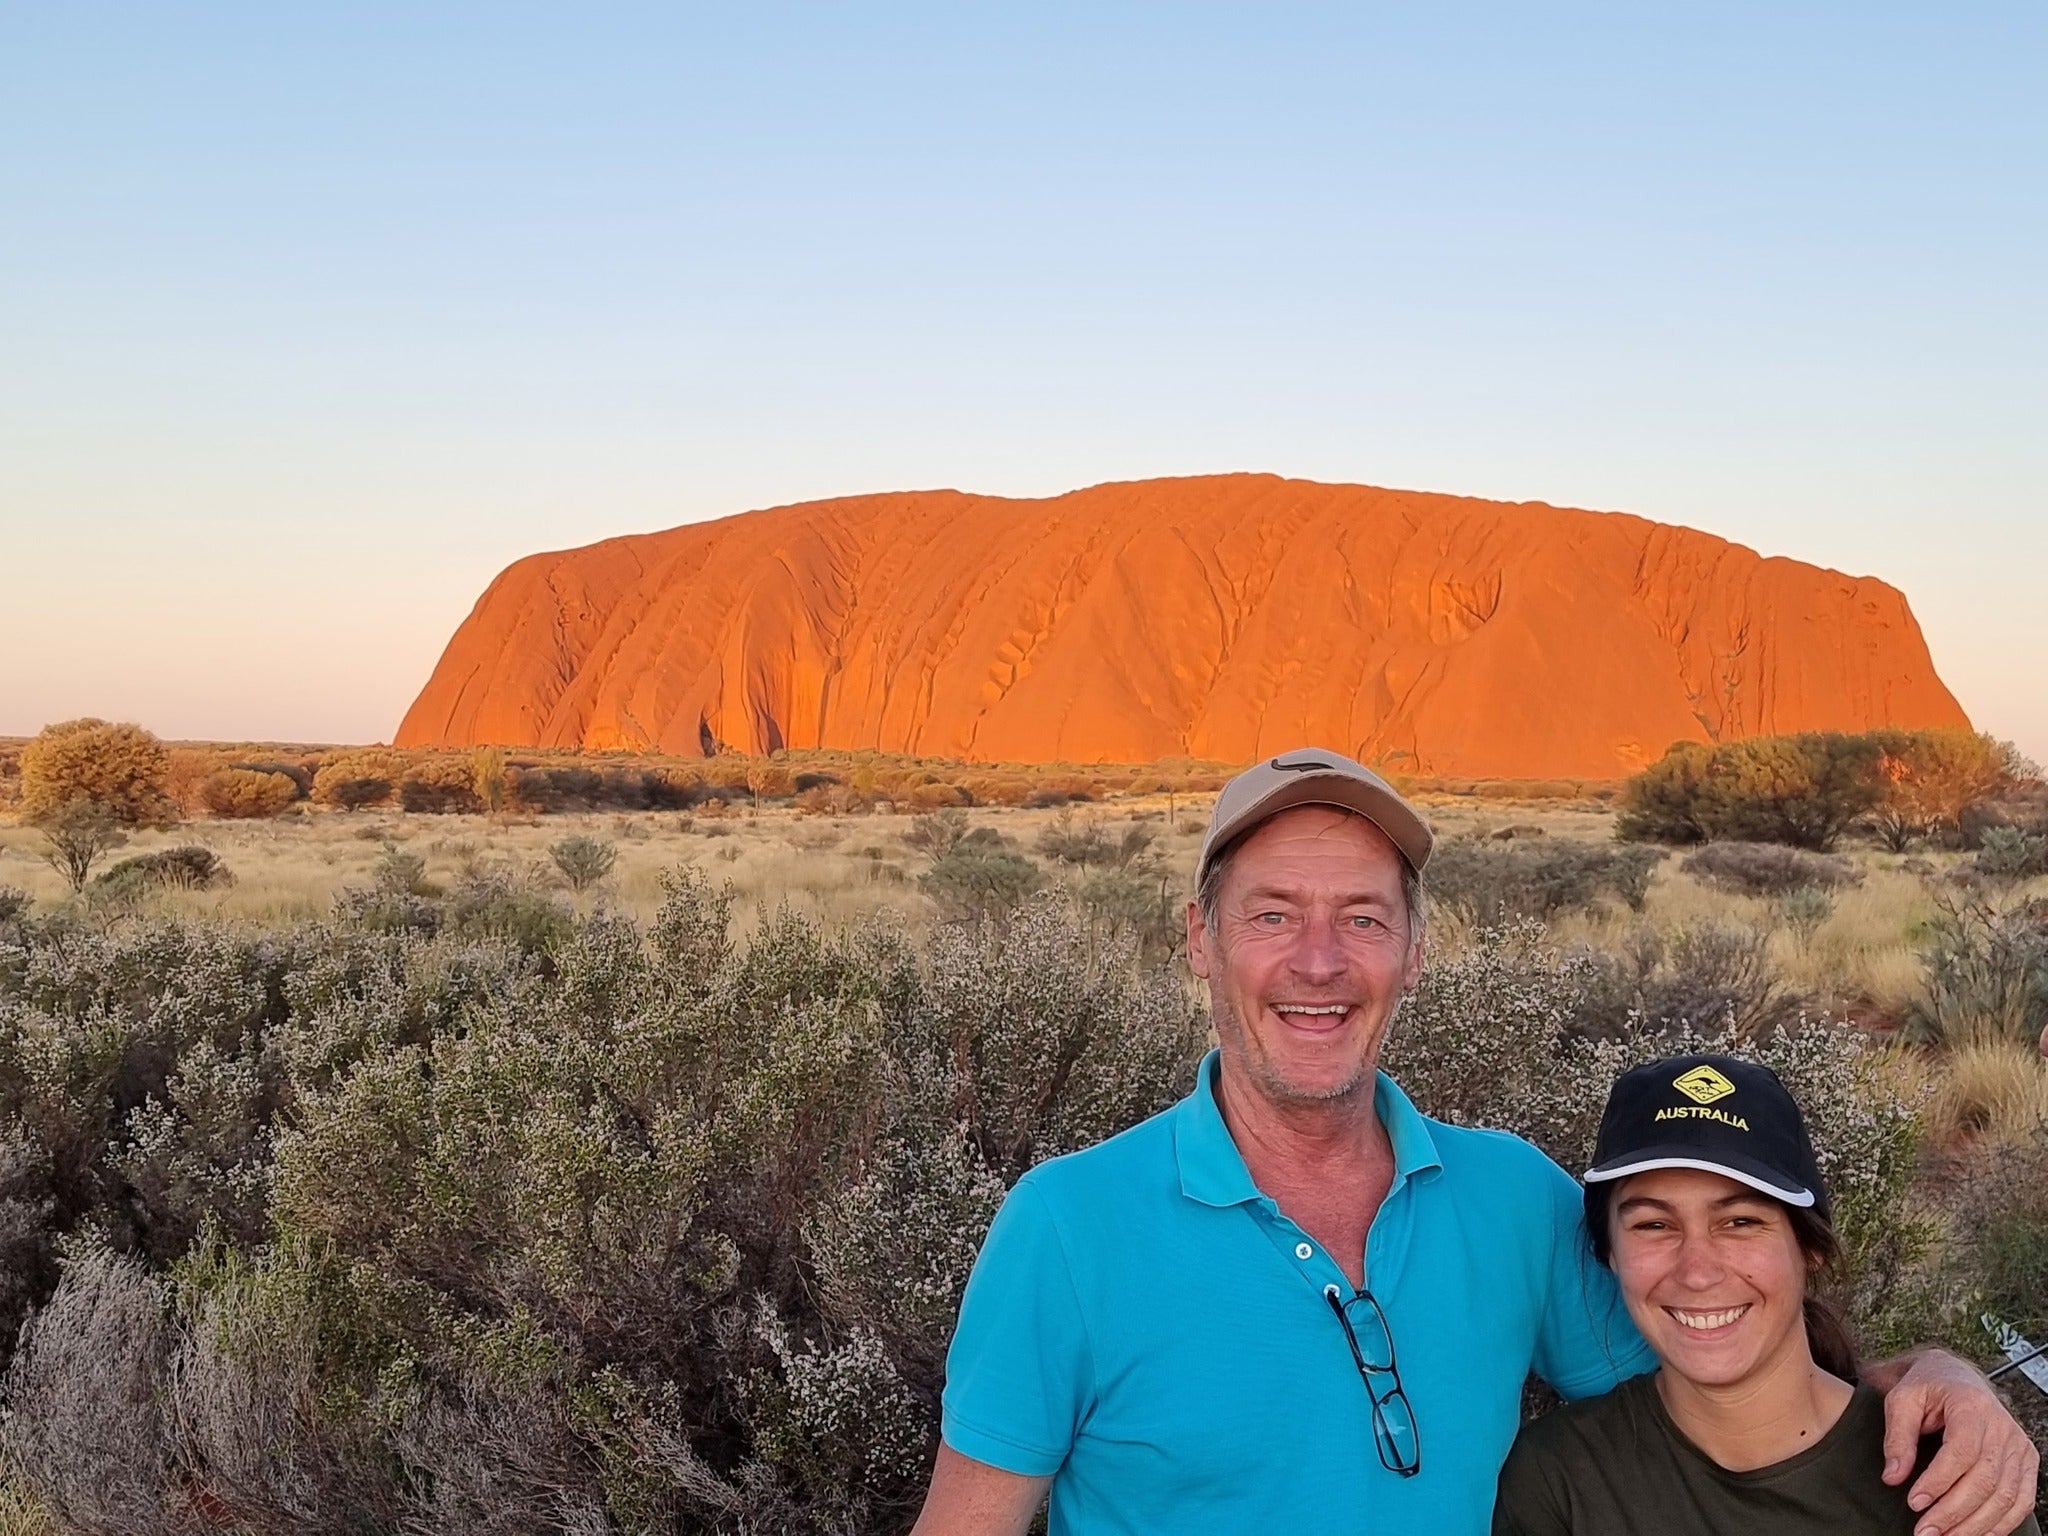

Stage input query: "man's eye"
[
  {"left": 1349, "top": 915, "right": 1381, "bottom": 930},
  {"left": 1256, "top": 912, "right": 1286, "bottom": 925}
]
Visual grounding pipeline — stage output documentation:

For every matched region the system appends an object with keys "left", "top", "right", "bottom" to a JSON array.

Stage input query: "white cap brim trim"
[{"left": 1580, "top": 1155, "right": 1817, "bottom": 1208}]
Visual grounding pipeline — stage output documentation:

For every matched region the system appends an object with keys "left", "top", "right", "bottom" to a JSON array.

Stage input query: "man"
[{"left": 912, "top": 750, "right": 2040, "bottom": 1536}]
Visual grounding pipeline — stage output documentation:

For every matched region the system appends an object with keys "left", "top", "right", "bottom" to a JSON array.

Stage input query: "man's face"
[{"left": 1185, "top": 805, "right": 1424, "bottom": 1108}]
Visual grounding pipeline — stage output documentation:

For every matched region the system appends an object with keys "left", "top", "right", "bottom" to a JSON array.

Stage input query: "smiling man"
[{"left": 910, "top": 750, "right": 2038, "bottom": 1536}]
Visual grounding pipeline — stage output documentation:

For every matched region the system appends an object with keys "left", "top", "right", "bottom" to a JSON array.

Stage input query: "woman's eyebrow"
[
  {"left": 1714, "top": 1192, "right": 1776, "bottom": 1210},
  {"left": 1615, "top": 1195, "right": 1674, "bottom": 1215}
]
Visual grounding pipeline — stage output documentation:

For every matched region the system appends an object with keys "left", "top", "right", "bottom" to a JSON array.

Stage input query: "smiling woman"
[{"left": 1493, "top": 1054, "right": 2042, "bottom": 1536}]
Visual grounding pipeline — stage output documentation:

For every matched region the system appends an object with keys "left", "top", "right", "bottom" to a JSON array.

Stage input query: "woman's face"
[{"left": 1608, "top": 1166, "right": 1814, "bottom": 1390}]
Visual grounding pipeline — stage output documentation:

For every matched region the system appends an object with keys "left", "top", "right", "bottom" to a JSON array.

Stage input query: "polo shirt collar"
[{"left": 1173, "top": 1048, "right": 1444, "bottom": 1209}]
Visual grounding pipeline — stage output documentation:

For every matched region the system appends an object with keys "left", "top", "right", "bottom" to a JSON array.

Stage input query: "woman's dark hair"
[{"left": 1585, "top": 1183, "right": 1860, "bottom": 1382}]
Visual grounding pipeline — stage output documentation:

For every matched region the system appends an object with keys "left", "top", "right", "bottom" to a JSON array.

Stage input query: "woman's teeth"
[{"left": 1668, "top": 1305, "right": 1751, "bottom": 1331}]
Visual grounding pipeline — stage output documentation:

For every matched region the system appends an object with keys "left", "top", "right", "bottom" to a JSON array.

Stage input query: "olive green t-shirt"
[{"left": 1493, "top": 1372, "right": 2041, "bottom": 1536}]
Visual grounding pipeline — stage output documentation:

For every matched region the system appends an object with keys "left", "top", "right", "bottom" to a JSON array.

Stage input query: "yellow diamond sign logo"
[{"left": 1673, "top": 1065, "right": 1737, "bottom": 1105}]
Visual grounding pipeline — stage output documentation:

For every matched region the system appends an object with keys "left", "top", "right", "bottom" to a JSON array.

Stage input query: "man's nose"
[{"left": 1288, "top": 914, "right": 1346, "bottom": 983}]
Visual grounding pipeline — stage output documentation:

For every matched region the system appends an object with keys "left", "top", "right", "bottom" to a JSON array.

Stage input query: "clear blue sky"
[{"left": 3, "top": 4, "right": 2043, "bottom": 759}]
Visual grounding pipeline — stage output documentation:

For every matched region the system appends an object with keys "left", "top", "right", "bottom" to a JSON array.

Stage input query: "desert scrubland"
[{"left": 0, "top": 723, "right": 2043, "bottom": 1532}]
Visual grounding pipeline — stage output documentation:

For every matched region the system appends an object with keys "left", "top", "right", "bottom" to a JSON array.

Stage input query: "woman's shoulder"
[
  {"left": 1513, "top": 1369, "right": 1663, "bottom": 1458},
  {"left": 1493, "top": 1374, "right": 1663, "bottom": 1536}
]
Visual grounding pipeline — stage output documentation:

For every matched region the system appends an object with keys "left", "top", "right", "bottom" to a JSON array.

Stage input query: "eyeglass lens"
[{"left": 1327, "top": 1287, "right": 1421, "bottom": 1476}]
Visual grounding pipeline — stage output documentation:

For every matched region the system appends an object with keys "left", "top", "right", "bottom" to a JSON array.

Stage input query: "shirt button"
[{"left": 1294, "top": 1241, "right": 1314, "bottom": 1260}]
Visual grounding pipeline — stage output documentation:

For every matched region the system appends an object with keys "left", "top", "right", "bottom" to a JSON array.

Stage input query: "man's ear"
[{"left": 1185, "top": 901, "right": 1212, "bottom": 979}]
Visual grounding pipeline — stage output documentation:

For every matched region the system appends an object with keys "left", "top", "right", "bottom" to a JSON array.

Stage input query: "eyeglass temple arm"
[{"left": 1988, "top": 1338, "right": 2047, "bottom": 1380}]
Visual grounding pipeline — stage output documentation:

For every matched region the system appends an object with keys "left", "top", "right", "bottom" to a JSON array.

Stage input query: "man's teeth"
[
  {"left": 1669, "top": 1305, "right": 1751, "bottom": 1330},
  {"left": 1276, "top": 1005, "right": 1348, "bottom": 1015}
]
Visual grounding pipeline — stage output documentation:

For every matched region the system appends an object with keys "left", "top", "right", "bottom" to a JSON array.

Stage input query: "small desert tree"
[
  {"left": 36, "top": 799, "right": 129, "bottom": 890},
  {"left": 472, "top": 746, "right": 510, "bottom": 816},
  {"left": 20, "top": 718, "right": 178, "bottom": 828},
  {"left": 1871, "top": 729, "right": 2012, "bottom": 850},
  {"left": 903, "top": 809, "right": 970, "bottom": 860}
]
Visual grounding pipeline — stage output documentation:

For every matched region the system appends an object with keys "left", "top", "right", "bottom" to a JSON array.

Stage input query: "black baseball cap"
[{"left": 1582, "top": 1053, "right": 1830, "bottom": 1221}]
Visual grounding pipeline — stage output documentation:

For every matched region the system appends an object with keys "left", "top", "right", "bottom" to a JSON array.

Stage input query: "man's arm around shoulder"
[{"left": 911, "top": 1444, "right": 1051, "bottom": 1536}]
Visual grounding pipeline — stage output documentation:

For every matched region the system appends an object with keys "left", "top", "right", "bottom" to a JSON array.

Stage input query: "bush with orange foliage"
[
  {"left": 398, "top": 758, "right": 483, "bottom": 814},
  {"left": 200, "top": 768, "right": 300, "bottom": 819},
  {"left": 313, "top": 752, "right": 405, "bottom": 813},
  {"left": 19, "top": 719, "right": 178, "bottom": 828}
]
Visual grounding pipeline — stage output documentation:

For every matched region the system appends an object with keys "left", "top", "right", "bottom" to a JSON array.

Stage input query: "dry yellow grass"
[
  {"left": 1895, "top": 1042, "right": 2048, "bottom": 1149},
  {"left": 0, "top": 798, "right": 1213, "bottom": 938}
]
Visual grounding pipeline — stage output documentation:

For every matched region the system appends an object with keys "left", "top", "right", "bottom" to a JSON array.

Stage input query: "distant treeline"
[{"left": 0, "top": 724, "right": 1244, "bottom": 823}]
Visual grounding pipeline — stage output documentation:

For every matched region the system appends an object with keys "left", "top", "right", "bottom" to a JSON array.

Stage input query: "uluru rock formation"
[{"left": 397, "top": 474, "right": 1969, "bottom": 779}]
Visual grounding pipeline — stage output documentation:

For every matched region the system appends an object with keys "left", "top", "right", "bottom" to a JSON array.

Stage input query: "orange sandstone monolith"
[{"left": 396, "top": 474, "right": 1968, "bottom": 778}]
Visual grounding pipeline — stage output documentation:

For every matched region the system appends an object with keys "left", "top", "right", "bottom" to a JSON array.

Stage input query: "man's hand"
[
  {"left": 1867, "top": 1348, "right": 2040, "bottom": 1536},
  {"left": 910, "top": 1443, "right": 1051, "bottom": 1536}
]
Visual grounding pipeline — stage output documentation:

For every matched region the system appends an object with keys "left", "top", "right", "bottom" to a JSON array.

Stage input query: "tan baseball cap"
[{"left": 1196, "top": 748, "right": 1434, "bottom": 887}]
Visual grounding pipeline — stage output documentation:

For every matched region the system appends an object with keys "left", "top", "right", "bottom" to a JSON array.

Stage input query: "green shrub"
[
  {"left": 371, "top": 842, "right": 434, "bottom": 897},
  {"left": 1614, "top": 741, "right": 1715, "bottom": 843},
  {"left": 549, "top": 834, "right": 618, "bottom": 892},
  {"left": 1680, "top": 842, "right": 1863, "bottom": 897},
  {"left": 1971, "top": 826, "right": 2048, "bottom": 882},
  {"left": 1619, "top": 732, "right": 1901, "bottom": 851},
  {"left": 1909, "top": 895, "right": 2048, "bottom": 1047},
  {"left": 1780, "top": 885, "right": 1835, "bottom": 943},
  {"left": 918, "top": 843, "right": 1045, "bottom": 922},
  {"left": 902, "top": 808, "right": 970, "bottom": 860},
  {"left": 0, "top": 881, "right": 1201, "bottom": 1533},
  {"left": 90, "top": 847, "right": 233, "bottom": 903},
  {"left": 1425, "top": 838, "right": 1663, "bottom": 921}
]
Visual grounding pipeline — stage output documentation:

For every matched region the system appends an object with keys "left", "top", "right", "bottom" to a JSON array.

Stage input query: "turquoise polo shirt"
[{"left": 941, "top": 1050, "right": 1655, "bottom": 1535}]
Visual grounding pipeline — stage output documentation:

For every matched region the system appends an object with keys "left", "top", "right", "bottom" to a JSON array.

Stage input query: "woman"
[{"left": 1494, "top": 1052, "right": 2040, "bottom": 1535}]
